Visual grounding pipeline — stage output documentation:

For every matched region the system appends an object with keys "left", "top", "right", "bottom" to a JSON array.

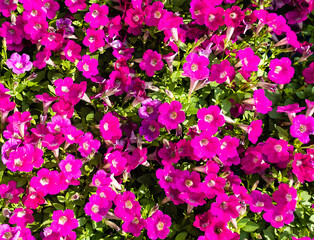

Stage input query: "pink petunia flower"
[
  {"left": 238, "top": 47, "right": 260, "bottom": 73},
  {"left": 0, "top": 180, "right": 24, "bottom": 204},
  {"left": 250, "top": 190, "right": 273, "bottom": 213},
  {"left": 197, "top": 105, "right": 225, "bottom": 134},
  {"left": 191, "top": 130, "right": 220, "bottom": 159},
  {"left": 158, "top": 101, "right": 185, "bottom": 130},
  {"left": 9, "top": 208, "right": 34, "bottom": 227},
  {"left": 139, "top": 50, "right": 164, "bottom": 77},
  {"left": 99, "top": 112, "right": 122, "bottom": 141},
  {"left": 211, "top": 193, "right": 240, "bottom": 220},
  {"left": 30, "top": 168, "right": 61, "bottom": 195},
  {"left": 292, "top": 153, "right": 314, "bottom": 183},
  {"left": 114, "top": 191, "right": 141, "bottom": 221},
  {"left": 268, "top": 57, "right": 295, "bottom": 84},
  {"left": 290, "top": 114, "right": 314, "bottom": 144},
  {"left": 273, "top": 183, "right": 297, "bottom": 210},
  {"left": 144, "top": 1, "right": 164, "bottom": 27},
  {"left": 263, "top": 137, "right": 290, "bottom": 163},
  {"left": 59, "top": 154, "right": 82, "bottom": 180},
  {"left": 224, "top": 6, "right": 245, "bottom": 28},
  {"left": 105, "top": 150, "right": 127, "bottom": 176},
  {"left": 84, "top": 194, "right": 112, "bottom": 222},
  {"left": 77, "top": 132, "right": 100, "bottom": 158},
  {"left": 6, "top": 53, "right": 33, "bottom": 75},
  {"left": 77, "top": 55, "right": 99, "bottom": 78},
  {"left": 65, "top": 0, "right": 86, "bottom": 13},
  {"left": 84, "top": 3, "right": 109, "bottom": 29},
  {"left": 263, "top": 206, "right": 294, "bottom": 228},
  {"left": 208, "top": 60, "right": 235, "bottom": 84},
  {"left": 204, "top": 6, "right": 225, "bottom": 31},
  {"left": 303, "top": 62, "right": 314, "bottom": 84},
  {"left": 122, "top": 214, "right": 146, "bottom": 237},
  {"left": 183, "top": 52, "right": 209, "bottom": 82},
  {"left": 63, "top": 40, "right": 82, "bottom": 62},
  {"left": 51, "top": 209, "right": 79, "bottom": 236},
  {"left": 83, "top": 28, "right": 105, "bottom": 53},
  {"left": 145, "top": 210, "right": 171, "bottom": 240},
  {"left": 253, "top": 89, "right": 272, "bottom": 114}
]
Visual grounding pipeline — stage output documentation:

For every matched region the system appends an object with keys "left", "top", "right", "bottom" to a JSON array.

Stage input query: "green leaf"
[
  {"left": 175, "top": 232, "right": 188, "bottom": 240},
  {"left": 263, "top": 226, "right": 275, "bottom": 240},
  {"left": 53, "top": 203, "right": 64, "bottom": 210},
  {"left": 275, "top": 125, "right": 289, "bottom": 141},
  {"left": 78, "top": 217, "right": 87, "bottom": 227},
  {"left": 220, "top": 99, "right": 231, "bottom": 114},
  {"left": 242, "top": 221, "right": 260, "bottom": 232},
  {"left": 237, "top": 218, "right": 250, "bottom": 228}
]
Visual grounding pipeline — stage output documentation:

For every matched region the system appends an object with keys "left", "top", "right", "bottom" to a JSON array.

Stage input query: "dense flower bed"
[{"left": 1, "top": 0, "right": 314, "bottom": 239}]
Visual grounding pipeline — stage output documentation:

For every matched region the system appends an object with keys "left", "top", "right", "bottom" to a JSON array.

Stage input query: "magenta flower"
[
  {"left": 204, "top": 6, "right": 225, "bottom": 31},
  {"left": 263, "top": 206, "right": 294, "bottom": 228},
  {"left": 238, "top": 48, "right": 260, "bottom": 73},
  {"left": 268, "top": 15, "right": 290, "bottom": 35},
  {"left": 24, "top": 17, "right": 48, "bottom": 41},
  {"left": 268, "top": 57, "right": 295, "bottom": 84},
  {"left": 9, "top": 208, "right": 34, "bottom": 227},
  {"left": 62, "top": 125, "right": 84, "bottom": 144},
  {"left": 92, "top": 170, "right": 111, "bottom": 188},
  {"left": 99, "top": 112, "right": 122, "bottom": 141},
  {"left": 43, "top": 0, "right": 60, "bottom": 19},
  {"left": 208, "top": 60, "right": 235, "bottom": 84},
  {"left": 114, "top": 191, "right": 141, "bottom": 221},
  {"left": 248, "top": 119, "right": 263, "bottom": 144},
  {"left": 83, "top": 28, "right": 105, "bottom": 53},
  {"left": 277, "top": 103, "right": 305, "bottom": 123},
  {"left": 0, "top": 22, "right": 23, "bottom": 45},
  {"left": 290, "top": 114, "right": 314, "bottom": 143},
  {"left": 145, "top": 1, "right": 164, "bottom": 27},
  {"left": 77, "top": 55, "right": 99, "bottom": 78},
  {"left": 263, "top": 137, "right": 290, "bottom": 163},
  {"left": 191, "top": 131, "right": 220, "bottom": 159},
  {"left": 22, "top": 188, "right": 46, "bottom": 209},
  {"left": 139, "top": 119, "right": 160, "bottom": 142},
  {"left": 138, "top": 98, "right": 162, "bottom": 120},
  {"left": 158, "top": 101, "right": 185, "bottom": 130},
  {"left": 41, "top": 32, "right": 63, "bottom": 51},
  {"left": 303, "top": 62, "right": 314, "bottom": 84},
  {"left": 250, "top": 190, "right": 273, "bottom": 213},
  {"left": 106, "top": 150, "right": 127, "bottom": 176},
  {"left": 65, "top": 0, "right": 86, "bottom": 13},
  {"left": 125, "top": 7, "right": 144, "bottom": 28},
  {"left": 77, "top": 132, "right": 100, "bottom": 158},
  {"left": 253, "top": 89, "right": 272, "bottom": 114},
  {"left": 84, "top": 3, "right": 109, "bottom": 29},
  {"left": 33, "top": 48, "right": 52, "bottom": 70},
  {"left": 63, "top": 40, "right": 82, "bottom": 62},
  {"left": 158, "top": 141, "right": 180, "bottom": 165},
  {"left": 0, "top": 0, "right": 17, "bottom": 17},
  {"left": 183, "top": 53, "right": 209, "bottom": 81},
  {"left": 0, "top": 180, "right": 24, "bottom": 204},
  {"left": 139, "top": 50, "right": 164, "bottom": 77},
  {"left": 197, "top": 105, "right": 225, "bottom": 134},
  {"left": 204, "top": 214, "right": 239, "bottom": 240},
  {"left": 273, "top": 183, "right": 297, "bottom": 210},
  {"left": 292, "top": 153, "right": 314, "bottom": 183},
  {"left": 224, "top": 6, "right": 245, "bottom": 27},
  {"left": 211, "top": 193, "right": 240, "bottom": 220},
  {"left": 84, "top": 194, "right": 112, "bottom": 222},
  {"left": 30, "top": 168, "right": 61, "bottom": 195},
  {"left": 122, "top": 214, "right": 146, "bottom": 237},
  {"left": 51, "top": 209, "right": 79, "bottom": 236},
  {"left": 6, "top": 144, "right": 43, "bottom": 172},
  {"left": 218, "top": 136, "right": 240, "bottom": 162},
  {"left": 241, "top": 147, "right": 269, "bottom": 174},
  {"left": 145, "top": 210, "right": 171, "bottom": 240},
  {"left": 59, "top": 154, "right": 82, "bottom": 180},
  {"left": 6, "top": 53, "right": 33, "bottom": 75}
]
